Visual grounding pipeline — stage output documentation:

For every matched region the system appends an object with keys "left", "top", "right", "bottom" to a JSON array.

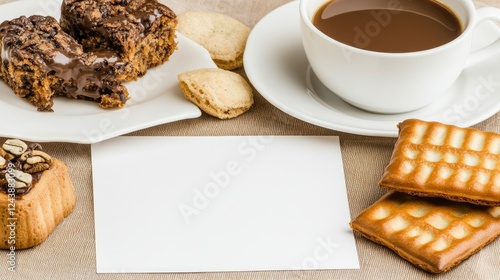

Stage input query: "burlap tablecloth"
[{"left": 0, "top": 0, "right": 499, "bottom": 279}]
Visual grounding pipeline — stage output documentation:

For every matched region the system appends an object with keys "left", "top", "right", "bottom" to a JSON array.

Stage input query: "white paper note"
[{"left": 91, "top": 136, "right": 359, "bottom": 273}]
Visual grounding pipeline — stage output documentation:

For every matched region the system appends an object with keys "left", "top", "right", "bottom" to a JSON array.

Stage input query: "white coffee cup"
[{"left": 300, "top": 0, "right": 500, "bottom": 113}]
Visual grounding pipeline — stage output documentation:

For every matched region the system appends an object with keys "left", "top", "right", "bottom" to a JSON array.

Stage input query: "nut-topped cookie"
[{"left": 0, "top": 139, "right": 76, "bottom": 249}]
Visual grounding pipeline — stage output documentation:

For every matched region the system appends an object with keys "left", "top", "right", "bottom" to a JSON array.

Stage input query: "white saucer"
[
  {"left": 0, "top": 0, "right": 217, "bottom": 144},
  {"left": 244, "top": 1, "right": 500, "bottom": 137}
]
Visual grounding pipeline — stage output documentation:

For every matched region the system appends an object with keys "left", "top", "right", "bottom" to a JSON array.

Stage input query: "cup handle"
[{"left": 464, "top": 7, "right": 500, "bottom": 69}]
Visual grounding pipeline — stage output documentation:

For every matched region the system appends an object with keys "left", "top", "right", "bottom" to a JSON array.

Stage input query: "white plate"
[
  {"left": 244, "top": 1, "right": 500, "bottom": 137},
  {"left": 0, "top": 0, "right": 216, "bottom": 144}
]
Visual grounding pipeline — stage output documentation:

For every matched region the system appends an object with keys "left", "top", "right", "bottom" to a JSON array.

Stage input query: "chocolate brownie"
[
  {"left": 60, "top": 0, "right": 178, "bottom": 81},
  {"left": 0, "top": 15, "right": 129, "bottom": 111}
]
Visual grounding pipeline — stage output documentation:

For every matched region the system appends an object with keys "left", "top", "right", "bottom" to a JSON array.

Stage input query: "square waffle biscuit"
[
  {"left": 350, "top": 191, "right": 500, "bottom": 273},
  {"left": 379, "top": 119, "right": 500, "bottom": 206}
]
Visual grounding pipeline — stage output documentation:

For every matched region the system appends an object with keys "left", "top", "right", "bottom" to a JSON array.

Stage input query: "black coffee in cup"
[{"left": 313, "top": 0, "right": 462, "bottom": 53}]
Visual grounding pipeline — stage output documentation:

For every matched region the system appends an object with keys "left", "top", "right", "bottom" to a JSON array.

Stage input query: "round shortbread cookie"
[
  {"left": 177, "top": 11, "right": 250, "bottom": 70},
  {"left": 178, "top": 68, "right": 254, "bottom": 119}
]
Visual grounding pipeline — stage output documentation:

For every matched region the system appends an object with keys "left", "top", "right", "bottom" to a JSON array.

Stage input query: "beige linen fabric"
[{"left": 0, "top": 0, "right": 499, "bottom": 279}]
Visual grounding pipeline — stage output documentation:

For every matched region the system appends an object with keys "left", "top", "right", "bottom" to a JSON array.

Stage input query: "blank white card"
[{"left": 91, "top": 136, "right": 359, "bottom": 273}]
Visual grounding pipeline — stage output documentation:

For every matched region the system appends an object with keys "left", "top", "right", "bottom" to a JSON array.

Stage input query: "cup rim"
[{"left": 299, "top": 0, "right": 477, "bottom": 57}]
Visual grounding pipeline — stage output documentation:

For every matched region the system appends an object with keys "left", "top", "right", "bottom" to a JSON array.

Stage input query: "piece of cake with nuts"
[
  {"left": 0, "top": 15, "right": 129, "bottom": 111},
  {"left": 60, "top": 0, "right": 178, "bottom": 81},
  {"left": 0, "top": 139, "right": 76, "bottom": 249}
]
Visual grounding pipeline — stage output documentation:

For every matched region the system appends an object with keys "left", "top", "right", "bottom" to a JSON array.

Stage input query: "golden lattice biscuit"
[
  {"left": 350, "top": 191, "right": 500, "bottom": 273},
  {"left": 177, "top": 11, "right": 250, "bottom": 70},
  {"left": 379, "top": 119, "right": 500, "bottom": 206},
  {"left": 178, "top": 68, "right": 254, "bottom": 119}
]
